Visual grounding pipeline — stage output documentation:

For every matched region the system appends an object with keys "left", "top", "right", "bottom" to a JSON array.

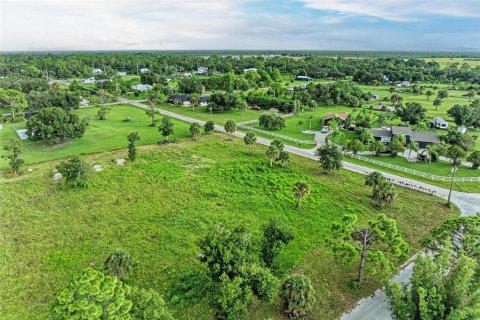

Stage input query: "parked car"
[{"left": 321, "top": 126, "right": 329, "bottom": 133}]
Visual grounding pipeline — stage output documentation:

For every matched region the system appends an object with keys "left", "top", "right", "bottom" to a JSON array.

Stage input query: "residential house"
[
  {"left": 195, "top": 67, "right": 208, "bottom": 75},
  {"left": 170, "top": 94, "right": 209, "bottom": 106},
  {"left": 140, "top": 68, "right": 150, "bottom": 74},
  {"left": 370, "top": 126, "right": 440, "bottom": 148},
  {"left": 323, "top": 112, "right": 349, "bottom": 126},
  {"left": 176, "top": 72, "right": 192, "bottom": 78},
  {"left": 92, "top": 68, "right": 102, "bottom": 75},
  {"left": 117, "top": 71, "right": 127, "bottom": 76},
  {"left": 81, "top": 77, "right": 96, "bottom": 84},
  {"left": 295, "top": 75, "right": 313, "bottom": 81},
  {"left": 132, "top": 84, "right": 153, "bottom": 92},
  {"left": 243, "top": 68, "right": 258, "bottom": 73},
  {"left": 429, "top": 117, "right": 449, "bottom": 130}
]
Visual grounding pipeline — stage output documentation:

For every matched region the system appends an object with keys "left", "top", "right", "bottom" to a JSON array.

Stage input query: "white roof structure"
[
  {"left": 132, "top": 84, "right": 153, "bottom": 92},
  {"left": 92, "top": 68, "right": 102, "bottom": 74},
  {"left": 139, "top": 68, "right": 150, "bottom": 73}
]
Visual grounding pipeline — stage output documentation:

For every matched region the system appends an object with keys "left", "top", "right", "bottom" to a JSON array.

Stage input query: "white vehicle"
[{"left": 321, "top": 126, "right": 329, "bottom": 133}]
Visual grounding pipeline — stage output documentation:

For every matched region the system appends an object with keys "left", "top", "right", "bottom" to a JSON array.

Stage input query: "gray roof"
[
  {"left": 369, "top": 128, "right": 392, "bottom": 138},
  {"left": 411, "top": 132, "right": 440, "bottom": 143},
  {"left": 391, "top": 126, "right": 412, "bottom": 136}
]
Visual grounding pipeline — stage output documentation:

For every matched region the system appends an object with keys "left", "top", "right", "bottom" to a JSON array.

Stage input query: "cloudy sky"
[{"left": 1, "top": 0, "right": 479, "bottom": 51}]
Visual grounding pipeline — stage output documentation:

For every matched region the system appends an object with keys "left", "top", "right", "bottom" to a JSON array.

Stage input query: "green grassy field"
[
  {"left": 423, "top": 57, "right": 480, "bottom": 68},
  {"left": 0, "top": 105, "right": 190, "bottom": 168},
  {"left": 361, "top": 154, "right": 480, "bottom": 178},
  {"left": 156, "top": 103, "right": 262, "bottom": 125},
  {"left": 345, "top": 156, "right": 480, "bottom": 193},
  {"left": 252, "top": 106, "right": 353, "bottom": 140},
  {"left": 0, "top": 134, "right": 458, "bottom": 320}
]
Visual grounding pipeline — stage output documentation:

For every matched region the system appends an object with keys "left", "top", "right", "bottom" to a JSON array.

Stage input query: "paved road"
[{"left": 124, "top": 99, "right": 480, "bottom": 320}]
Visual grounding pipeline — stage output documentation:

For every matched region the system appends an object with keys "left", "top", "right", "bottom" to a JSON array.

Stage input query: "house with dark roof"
[
  {"left": 369, "top": 126, "right": 440, "bottom": 148},
  {"left": 170, "top": 94, "right": 209, "bottom": 106},
  {"left": 295, "top": 75, "right": 313, "bottom": 81}
]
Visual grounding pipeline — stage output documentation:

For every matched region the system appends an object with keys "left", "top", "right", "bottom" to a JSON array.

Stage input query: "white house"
[
  {"left": 176, "top": 72, "right": 192, "bottom": 78},
  {"left": 92, "top": 68, "right": 102, "bottom": 75},
  {"left": 429, "top": 117, "right": 448, "bottom": 130},
  {"left": 195, "top": 67, "right": 208, "bottom": 75},
  {"left": 243, "top": 68, "right": 258, "bottom": 73},
  {"left": 81, "top": 77, "right": 96, "bottom": 84},
  {"left": 117, "top": 71, "right": 127, "bottom": 76},
  {"left": 132, "top": 84, "right": 153, "bottom": 92},
  {"left": 139, "top": 68, "right": 150, "bottom": 73}
]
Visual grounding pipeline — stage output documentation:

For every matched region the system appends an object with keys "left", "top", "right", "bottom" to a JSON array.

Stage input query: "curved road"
[{"left": 124, "top": 99, "right": 480, "bottom": 320}]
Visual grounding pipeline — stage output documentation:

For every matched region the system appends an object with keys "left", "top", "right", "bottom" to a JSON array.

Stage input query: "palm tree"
[
  {"left": 280, "top": 274, "right": 316, "bottom": 318},
  {"left": 372, "top": 180, "right": 397, "bottom": 209},
  {"left": 293, "top": 181, "right": 310, "bottom": 208},
  {"left": 243, "top": 131, "right": 256, "bottom": 152},
  {"left": 224, "top": 120, "right": 236, "bottom": 141},
  {"left": 266, "top": 145, "right": 279, "bottom": 168},
  {"left": 407, "top": 141, "right": 419, "bottom": 161},
  {"left": 189, "top": 93, "right": 200, "bottom": 111}
]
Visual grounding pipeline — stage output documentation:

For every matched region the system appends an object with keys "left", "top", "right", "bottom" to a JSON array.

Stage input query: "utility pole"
[{"left": 447, "top": 163, "right": 457, "bottom": 205}]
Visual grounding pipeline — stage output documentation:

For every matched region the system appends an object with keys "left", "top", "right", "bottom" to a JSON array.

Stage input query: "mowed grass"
[
  {"left": 362, "top": 154, "right": 480, "bottom": 178},
  {"left": 156, "top": 103, "right": 262, "bottom": 125},
  {"left": 0, "top": 134, "right": 458, "bottom": 320},
  {"left": 0, "top": 104, "right": 190, "bottom": 168},
  {"left": 345, "top": 157, "right": 480, "bottom": 193}
]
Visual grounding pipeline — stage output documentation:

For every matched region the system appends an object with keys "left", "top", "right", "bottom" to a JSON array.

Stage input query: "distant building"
[
  {"left": 195, "top": 67, "right": 208, "bottom": 75},
  {"left": 295, "top": 75, "right": 313, "bottom": 81},
  {"left": 429, "top": 117, "right": 448, "bottom": 130},
  {"left": 92, "top": 68, "right": 102, "bottom": 75},
  {"left": 170, "top": 94, "right": 209, "bottom": 106},
  {"left": 371, "top": 94, "right": 380, "bottom": 100},
  {"left": 369, "top": 126, "right": 440, "bottom": 148},
  {"left": 81, "top": 77, "right": 96, "bottom": 84},
  {"left": 323, "top": 112, "right": 349, "bottom": 126},
  {"left": 394, "top": 81, "right": 411, "bottom": 87},
  {"left": 139, "top": 68, "right": 150, "bottom": 74},
  {"left": 132, "top": 84, "right": 153, "bottom": 92},
  {"left": 176, "top": 72, "right": 192, "bottom": 78},
  {"left": 117, "top": 71, "right": 127, "bottom": 76},
  {"left": 243, "top": 68, "right": 258, "bottom": 73}
]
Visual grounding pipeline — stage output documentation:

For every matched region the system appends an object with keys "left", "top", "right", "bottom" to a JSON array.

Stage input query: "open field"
[
  {"left": 156, "top": 103, "right": 262, "bottom": 125},
  {"left": 252, "top": 106, "right": 353, "bottom": 140},
  {"left": 423, "top": 57, "right": 480, "bottom": 68},
  {"left": 0, "top": 104, "right": 190, "bottom": 168},
  {"left": 0, "top": 134, "right": 458, "bottom": 320}
]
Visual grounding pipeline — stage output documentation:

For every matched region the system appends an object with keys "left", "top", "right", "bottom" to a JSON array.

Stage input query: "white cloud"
[
  {"left": 300, "top": 0, "right": 480, "bottom": 22},
  {"left": 0, "top": 0, "right": 477, "bottom": 51}
]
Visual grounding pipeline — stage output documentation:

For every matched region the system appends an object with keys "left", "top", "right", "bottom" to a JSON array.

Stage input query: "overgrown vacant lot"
[{"left": 0, "top": 134, "right": 457, "bottom": 320}]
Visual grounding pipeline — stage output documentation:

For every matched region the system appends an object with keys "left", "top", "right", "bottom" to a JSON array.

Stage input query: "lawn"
[
  {"left": 0, "top": 104, "right": 190, "bottom": 168},
  {"left": 345, "top": 156, "right": 480, "bottom": 193},
  {"left": 422, "top": 57, "right": 480, "bottom": 68},
  {"left": 155, "top": 103, "right": 262, "bottom": 125},
  {"left": 0, "top": 134, "right": 458, "bottom": 320},
  {"left": 361, "top": 154, "right": 480, "bottom": 178}
]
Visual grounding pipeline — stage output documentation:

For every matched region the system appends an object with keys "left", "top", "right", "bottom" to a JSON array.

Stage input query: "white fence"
[
  {"left": 237, "top": 123, "right": 316, "bottom": 145},
  {"left": 348, "top": 153, "right": 480, "bottom": 182}
]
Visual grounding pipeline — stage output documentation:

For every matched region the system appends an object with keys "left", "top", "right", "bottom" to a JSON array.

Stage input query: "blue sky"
[{"left": 1, "top": 0, "right": 479, "bottom": 51}]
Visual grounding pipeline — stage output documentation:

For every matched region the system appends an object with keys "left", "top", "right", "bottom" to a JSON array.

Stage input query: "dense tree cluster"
[
  {"left": 2, "top": 53, "right": 479, "bottom": 83},
  {"left": 26, "top": 107, "right": 89, "bottom": 143}
]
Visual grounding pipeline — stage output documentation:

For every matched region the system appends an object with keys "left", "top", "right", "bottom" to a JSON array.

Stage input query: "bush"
[
  {"left": 259, "top": 110, "right": 285, "bottom": 130},
  {"left": 280, "top": 274, "right": 316, "bottom": 318}
]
